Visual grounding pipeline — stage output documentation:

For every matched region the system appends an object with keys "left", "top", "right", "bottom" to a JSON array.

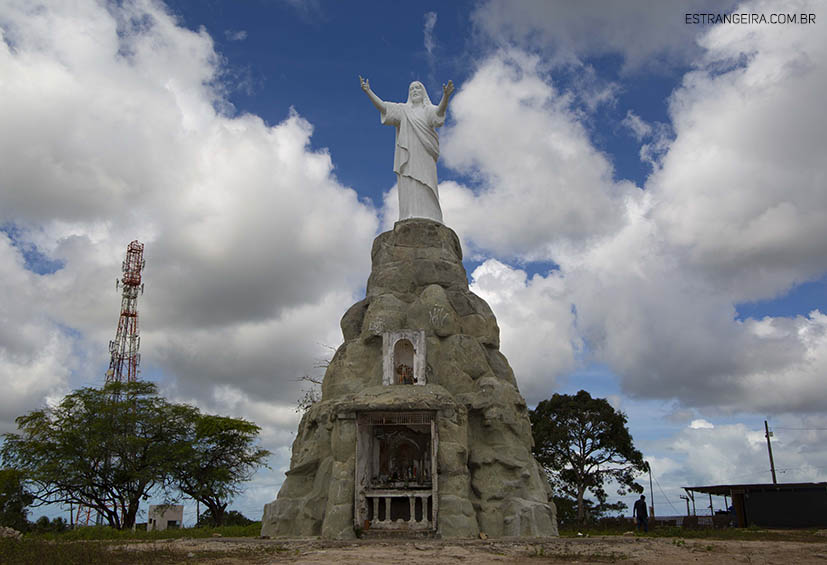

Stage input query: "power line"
[{"left": 654, "top": 477, "right": 679, "bottom": 514}]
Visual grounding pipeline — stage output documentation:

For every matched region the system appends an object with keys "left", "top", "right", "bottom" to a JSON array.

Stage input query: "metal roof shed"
[{"left": 684, "top": 482, "right": 827, "bottom": 528}]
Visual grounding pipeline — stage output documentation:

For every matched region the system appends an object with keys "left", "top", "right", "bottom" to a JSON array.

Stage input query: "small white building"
[{"left": 147, "top": 504, "right": 184, "bottom": 531}]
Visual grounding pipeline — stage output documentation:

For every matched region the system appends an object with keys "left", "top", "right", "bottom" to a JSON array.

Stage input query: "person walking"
[{"left": 633, "top": 494, "right": 649, "bottom": 533}]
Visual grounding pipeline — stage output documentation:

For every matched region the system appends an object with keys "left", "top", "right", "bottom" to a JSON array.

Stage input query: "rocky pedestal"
[{"left": 261, "top": 219, "right": 557, "bottom": 538}]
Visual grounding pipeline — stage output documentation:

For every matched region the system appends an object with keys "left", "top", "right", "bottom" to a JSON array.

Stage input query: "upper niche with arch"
[{"left": 382, "top": 330, "right": 426, "bottom": 385}]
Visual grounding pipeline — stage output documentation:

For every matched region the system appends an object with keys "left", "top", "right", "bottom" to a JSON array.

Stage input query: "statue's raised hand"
[
  {"left": 442, "top": 80, "right": 454, "bottom": 98},
  {"left": 359, "top": 75, "right": 370, "bottom": 92}
]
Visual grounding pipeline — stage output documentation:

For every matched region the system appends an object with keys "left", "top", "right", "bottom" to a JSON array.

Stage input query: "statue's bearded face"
[{"left": 409, "top": 83, "right": 424, "bottom": 103}]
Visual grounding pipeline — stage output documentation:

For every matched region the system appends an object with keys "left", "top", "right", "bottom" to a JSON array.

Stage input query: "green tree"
[
  {"left": 1, "top": 381, "right": 194, "bottom": 529},
  {"left": 552, "top": 495, "right": 628, "bottom": 527},
  {"left": 173, "top": 414, "right": 269, "bottom": 526},
  {"left": 197, "top": 509, "right": 254, "bottom": 527},
  {"left": 530, "top": 390, "right": 647, "bottom": 524},
  {"left": 31, "top": 515, "right": 69, "bottom": 533},
  {"left": 0, "top": 468, "right": 33, "bottom": 531}
]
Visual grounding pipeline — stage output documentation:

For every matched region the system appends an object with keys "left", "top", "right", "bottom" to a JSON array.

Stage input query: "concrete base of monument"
[{"left": 261, "top": 220, "right": 557, "bottom": 539}]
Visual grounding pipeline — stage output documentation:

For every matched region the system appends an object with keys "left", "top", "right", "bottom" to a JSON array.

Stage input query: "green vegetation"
[
  {"left": 0, "top": 468, "right": 33, "bottom": 531},
  {"left": 0, "top": 538, "right": 184, "bottom": 565},
  {"left": 1, "top": 381, "right": 269, "bottom": 530},
  {"left": 646, "top": 525, "right": 826, "bottom": 543},
  {"left": 2, "top": 382, "right": 195, "bottom": 529},
  {"left": 196, "top": 508, "right": 255, "bottom": 528},
  {"left": 0, "top": 538, "right": 174, "bottom": 565},
  {"left": 29, "top": 515, "right": 69, "bottom": 534},
  {"left": 557, "top": 520, "right": 826, "bottom": 543},
  {"left": 530, "top": 390, "right": 647, "bottom": 524},
  {"left": 175, "top": 415, "right": 269, "bottom": 526},
  {"left": 0, "top": 522, "right": 267, "bottom": 565},
  {"left": 26, "top": 521, "right": 262, "bottom": 541}
]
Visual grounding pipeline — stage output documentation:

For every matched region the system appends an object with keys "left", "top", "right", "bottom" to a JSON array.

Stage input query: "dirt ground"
[{"left": 124, "top": 534, "right": 827, "bottom": 564}]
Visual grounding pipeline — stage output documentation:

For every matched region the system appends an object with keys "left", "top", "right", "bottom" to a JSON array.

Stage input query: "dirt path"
[{"left": 128, "top": 535, "right": 827, "bottom": 564}]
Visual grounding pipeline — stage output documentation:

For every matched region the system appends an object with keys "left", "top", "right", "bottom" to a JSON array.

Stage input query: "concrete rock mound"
[
  {"left": 262, "top": 219, "right": 557, "bottom": 538},
  {"left": 0, "top": 526, "right": 23, "bottom": 540}
]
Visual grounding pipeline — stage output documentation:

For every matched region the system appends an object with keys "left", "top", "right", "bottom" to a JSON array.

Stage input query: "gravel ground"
[{"left": 122, "top": 534, "right": 827, "bottom": 564}]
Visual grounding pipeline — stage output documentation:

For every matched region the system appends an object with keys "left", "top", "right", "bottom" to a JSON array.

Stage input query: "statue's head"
[{"left": 407, "top": 81, "right": 431, "bottom": 106}]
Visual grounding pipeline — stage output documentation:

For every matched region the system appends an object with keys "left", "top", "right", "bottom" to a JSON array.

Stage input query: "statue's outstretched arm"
[
  {"left": 436, "top": 80, "right": 454, "bottom": 117},
  {"left": 359, "top": 76, "right": 386, "bottom": 113}
]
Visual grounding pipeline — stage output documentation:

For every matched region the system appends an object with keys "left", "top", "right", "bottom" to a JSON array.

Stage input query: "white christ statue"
[{"left": 360, "top": 76, "right": 454, "bottom": 224}]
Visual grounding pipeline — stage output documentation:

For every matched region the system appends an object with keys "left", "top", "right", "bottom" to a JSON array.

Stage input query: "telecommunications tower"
[
  {"left": 76, "top": 240, "right": 146, "bottom": 527},
  {"left": 105, "top": 240, "right": 145, "bottom": 385}
]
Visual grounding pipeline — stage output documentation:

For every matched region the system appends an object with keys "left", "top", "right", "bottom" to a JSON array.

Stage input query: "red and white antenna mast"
[
  {"left": 105, "top": 240, "right": 145, "bottom": 385},
  {"left": 76, "top": 241, "right": 146, "bottom": 527}
]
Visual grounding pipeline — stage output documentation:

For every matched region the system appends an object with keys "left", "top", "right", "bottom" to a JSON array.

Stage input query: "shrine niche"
[
  {"left": 382, "top": 330, "right": 426, "bottom": 385},
  {"left": 354, "top": 411, "right": 437, "bottom": 532}
]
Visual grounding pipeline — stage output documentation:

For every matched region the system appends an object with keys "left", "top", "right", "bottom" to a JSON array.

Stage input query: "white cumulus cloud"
[
  {"left": 0, "top": 0, "right": 376, "bottom": 444},
  {"left": 689, "top": 419, "right": 715, "bottom": 429},
  {"left": 429, "top": 0, "right": 827, "bottom": 416},
  {"left": 440, "top": 49, "right": 637, "bottom": 261},
  {"left": 469, "top": 259, "right": 581, "bottom": 404},
  {"left": 472, "top": 0, "right": 739, "bottom": 72}
]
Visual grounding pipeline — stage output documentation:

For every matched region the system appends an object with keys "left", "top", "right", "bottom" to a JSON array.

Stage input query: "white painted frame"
[{"left": 382, "top": 330, "right": 426, "bottom": 385}]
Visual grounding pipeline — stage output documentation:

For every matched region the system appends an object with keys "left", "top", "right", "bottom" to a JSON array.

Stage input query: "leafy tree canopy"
[
  {"left": 1, "top": 381, "right": 193, "bottom": 529},
  {"left": 197, "top": 509, "right": 254, "bottom": 528},
  {"left": 1, "top": 381, "right": 269, "bottom": 530},
  {"left": 530, "top": 390, "right": 647, "bottom": 523},
  {"left": 0, "top": 468, "right": 34, "bottom": 531},
  {"left": 552, "top": 495, "right": 629, "bottom": 527},
  {"left": 31, "top": 515, "right": 70, "bottom": 534},
  {"left": 174, "top": 414, "right": 269, "bottom": 526}
]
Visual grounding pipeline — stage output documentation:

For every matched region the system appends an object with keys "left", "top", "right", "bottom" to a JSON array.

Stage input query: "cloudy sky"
[{"left": 2, "top": 0, "right": 826, "bottom": 522}]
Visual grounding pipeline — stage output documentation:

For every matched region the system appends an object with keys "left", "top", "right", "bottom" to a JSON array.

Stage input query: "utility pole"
[
  {"left": 679, "top": 495, "right": 690, "bottom": 516},
  {"left": 764, "top": 420, "right": 777, "bottom": 484},
  {"left": 648, "top": 463, "right": 655, "bottom": 518}
]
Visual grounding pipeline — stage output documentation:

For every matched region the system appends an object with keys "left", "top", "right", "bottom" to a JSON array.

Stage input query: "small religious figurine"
[
  {"left": 360, "top": 76, "right": 454, "bottom": 223},
  {"left": 396, "top": 363, "right": 414, "bottom": 385}
]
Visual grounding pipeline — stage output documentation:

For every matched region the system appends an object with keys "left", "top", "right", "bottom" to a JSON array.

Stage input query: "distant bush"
[
  {"left": 31, "top": 516, "right": 69, "bottom": 534},
  {"left": 594, "top": 516, "right": 635, "bottom": 530},
  {"left": 27, "top": 522, "right": 262, "bottom": 541},
  {"left": 197, "top": 509, "right": 254, "bottom": 528},
  {"left": 0, "top": 469, "right": 33, "bottom": 532}
]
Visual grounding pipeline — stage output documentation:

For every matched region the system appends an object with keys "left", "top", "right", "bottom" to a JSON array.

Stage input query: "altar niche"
[
  {"left": 382, "top": 330, "right": 426, "bottom": 385},
  {"left": 354, "top": 411, "right": 437, "bottom": 532}
]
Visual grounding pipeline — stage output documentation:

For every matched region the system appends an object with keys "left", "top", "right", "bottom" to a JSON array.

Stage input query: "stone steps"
[{"left": 360, "top": 529, "right": 436, "bottom": 540}]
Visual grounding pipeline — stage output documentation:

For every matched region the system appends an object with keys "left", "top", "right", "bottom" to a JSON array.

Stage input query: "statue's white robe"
[{"left": 381, "top": 102, "right": 444, "bottom": 223}]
